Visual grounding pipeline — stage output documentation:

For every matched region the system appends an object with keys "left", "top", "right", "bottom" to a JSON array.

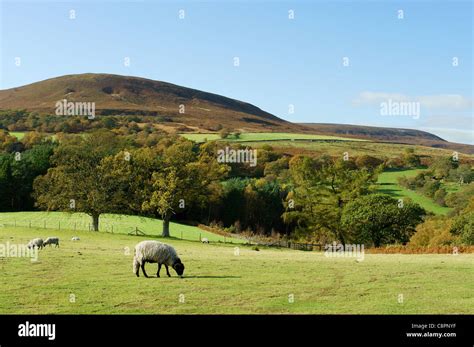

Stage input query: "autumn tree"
[
  {"left": 142, "top": 138, "right": 229, "bottom": 237},
  {"left": 33, "top": 130, "right": 126, "bottom": 231}
]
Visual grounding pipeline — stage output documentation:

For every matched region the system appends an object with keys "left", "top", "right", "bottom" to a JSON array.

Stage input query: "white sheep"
[
  {"left": 201, "top": 238, "right": 209, "bottom": 244},
  {"left": 27, "top": 238, "right": 44, "bottom": 249},
  {"left": 71, "top": 237, "right": 80, "bottom": 241},
  {"left": 133, "top": 241, "right": 185, "bottom": 278},
  {"left": 43, "top": 237, "right": 60, "bottom": 248}
]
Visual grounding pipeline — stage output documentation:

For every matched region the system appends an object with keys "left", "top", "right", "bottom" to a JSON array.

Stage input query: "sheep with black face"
[{"left": 133, "top": 241, "right": 185, "bottom": 278}]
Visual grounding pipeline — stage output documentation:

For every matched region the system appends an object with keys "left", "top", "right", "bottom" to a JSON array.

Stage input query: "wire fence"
[
  {"left": 0, "top": 219, "right": 240, "bottom": 243},
  {"left": 1, "top": 219, "right": 321, "bottom": 250}
]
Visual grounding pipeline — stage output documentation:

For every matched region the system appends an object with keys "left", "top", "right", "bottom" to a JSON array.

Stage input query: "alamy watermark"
[
  {"left": 55, "top": 99, "right": 95, "bottom": 119},
  {"left": 217, "top": 146, "right": 257, "bottom": 167},
  {"left": 380, "top": 99, "right": 420, "bottom": 119},
  {"left": 0, "top": 242, "right": 38, "bottom": 262},
  {"left": 324, "top": 242, "right": 365, "bottom": 261}
]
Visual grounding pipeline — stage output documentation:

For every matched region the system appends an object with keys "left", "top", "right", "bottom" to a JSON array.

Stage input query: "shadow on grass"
[{"left": 181, "top": 275, "right": 241, "bottom": 279}]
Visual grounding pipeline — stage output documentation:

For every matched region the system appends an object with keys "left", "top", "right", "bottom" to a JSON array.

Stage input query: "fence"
[
  {"left": 1, "top": 219, "right": 322, "bottom": 250},
  {"left": 0, "top": 219, "right": 237, "bottom": 243},
  {"left": 255, "top": 239, "right": 323, "bottom": 251}
]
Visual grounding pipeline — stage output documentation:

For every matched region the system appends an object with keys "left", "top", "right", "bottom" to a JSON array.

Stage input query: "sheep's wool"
[
  {"left": 27, "top": 238, "right": 43, "bottom": 248},
  {"left": 133, "top": 241, "right": 180, "bottom": 273}
]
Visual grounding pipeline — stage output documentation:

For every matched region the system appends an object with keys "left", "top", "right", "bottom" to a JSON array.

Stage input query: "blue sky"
[{"left": 1, "top": 0, "right": 472, "bottom": 144}]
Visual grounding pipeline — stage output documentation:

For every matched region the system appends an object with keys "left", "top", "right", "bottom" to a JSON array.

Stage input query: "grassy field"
[
  {"left": 377, "top": 169, "right": 453, "bottom": 215},
  {"left": 245, "top": 140, "right": 471, "bottom": 160},
  {"left": 9, "top": 131, "right": 26, "bottom": 140},
  {"left": 0, "top": 212, "right": 244, "bottom": 243},
  {"left": 180, "top": 132, "right": 367, "bottom": 143},
  {"left": 0, "top": 225, "right": 472, "bottom": 314}
]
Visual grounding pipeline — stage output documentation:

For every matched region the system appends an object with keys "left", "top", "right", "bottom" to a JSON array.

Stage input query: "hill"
[
  {"left": 0, "top": 74, "right": 471, "bottom": 153},
  {"left": 301, "top": 123, "right": 473, "bottom": 154},
  {"left": 0, "top": 73, "right": 302, "bottom": 133}
]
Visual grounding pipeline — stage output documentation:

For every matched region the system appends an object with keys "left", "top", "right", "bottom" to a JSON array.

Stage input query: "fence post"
[
  {"left": 112, "top": 225, "right": 114, "bottom": 234},
  {"left": 199, "top": 233, "right": 201, "bottom": 242},
  {"left": 181, "top": 231, "right": 183, "bottom": 240}
]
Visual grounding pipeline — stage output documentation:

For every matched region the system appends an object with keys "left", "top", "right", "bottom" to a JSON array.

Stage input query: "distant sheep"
[
  {"left": 133, "top": 241, "right": 185, "bottom": 278},
  {"left": 27, "top": 238, "right": 43, "bottom": 249},
  {"left": 43, "top": 237, "right": 60, "bottom": 248},
  {"left": 201, "top": 238, "right": 209, "bottom": 244},
  {"left": 71, "top": 237, "right": 80, "bottom": 241}
]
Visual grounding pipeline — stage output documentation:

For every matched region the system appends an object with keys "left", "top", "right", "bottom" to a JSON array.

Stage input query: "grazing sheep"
[
  {"left": 201, "top": 238, "right": 209, "bottom": 244},
  {"left": 27, "top": 238, "right": 43, "bottom": 249},
  {"left": 133, "top": 241, "right": 185, "bottom": 278},
  {"left": 71, "top": 237, "right": 80, "bottom": 241},
  {"left": 43, "top": 237, "right": 60, "bottom": 248}
]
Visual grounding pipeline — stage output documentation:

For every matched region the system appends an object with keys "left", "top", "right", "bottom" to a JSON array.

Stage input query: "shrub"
[
  {"left": 450, "top": 212, "right": 474, "bottom": 245},
  {"left": 219, "top": 128, "right": 231, "bottom": 139},
  {"left": 434, "top": 188, "right": 447, "bottom": 206},
  {"left": 409, "top": 218, "right": 455, "bottom": 247}
]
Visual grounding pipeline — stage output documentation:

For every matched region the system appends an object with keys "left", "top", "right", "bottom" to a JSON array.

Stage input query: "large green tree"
[
  {"left": 341, "top": 194, "right": 425, "bottom": 247},
  {"left": 283, "top": 156, "right": 379, "bottom": 244},
  {"left": 33, "top": 130, "right": 126, "bottom": 231},
  {"left": 141, "top": 138, "right": 228, "bottom": 237}
]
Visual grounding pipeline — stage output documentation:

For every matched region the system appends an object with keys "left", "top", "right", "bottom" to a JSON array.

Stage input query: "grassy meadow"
[
  {"left": 180, "top": 132, "right": 367, "bottom": 143},
  {"left": 376, "top": 169, "right": 453, "bottom": 215},
  {"left": 0, "top": 224, "right": 472, "bottom": 314},
  {"left": 0, "top": 212, "right": 243, "bottom": 243},
  {"left": 9, "top": 131, "right": 26, "bottom": 140},
  {"left": 245, "top": 140, "right": 469, "bottom": 160}
]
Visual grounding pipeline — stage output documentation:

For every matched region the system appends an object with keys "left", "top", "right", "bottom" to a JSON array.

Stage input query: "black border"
[{"left": 0, "top": 314, "right": 472, "bottom": 346}]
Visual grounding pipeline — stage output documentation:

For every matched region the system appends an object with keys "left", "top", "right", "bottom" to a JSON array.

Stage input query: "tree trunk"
[
  {"left": 162, "top": 215, "right": 170, "bottom": 237},
  {"left": 92, "top": 214, "right": 100, "bottom": 231},
  {"left": 338, "top": 230, "right": 346, "bottom": 246}
]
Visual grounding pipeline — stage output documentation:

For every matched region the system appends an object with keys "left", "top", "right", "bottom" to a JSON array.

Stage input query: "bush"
[
  {"left": 219, "top": 128, "right": 231, "bottom": 139},
  {"left": 450, "top": 212, "right": 474, "bottom": 245},
  {"left": 421, "top": 180, "right": 441, "bottom": 198},
  {"left": 409, "top": 218, "right": 455, "bottom": 247},
  {"left": 433, "top": 188, "right": 447, "bottom": 206}
]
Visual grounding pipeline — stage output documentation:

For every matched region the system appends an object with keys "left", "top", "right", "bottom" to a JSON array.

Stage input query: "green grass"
[
  {"left": 180, "top": 132, "right": 368, "bottom": 143},
  {"left": 377, "top": 169, "right": 452, "bottom": 215},
  {"left": 0, "top": 212, "right": 244, "bottom": 243},
  {"left": 246, "top": 140, "right": 472, "bottom": 160},
  {"left": 0, "top": 225, "right": 472, "bottom": 314},
  {"left": 9, "top": 131, "right": 26, "bottom": 140}
]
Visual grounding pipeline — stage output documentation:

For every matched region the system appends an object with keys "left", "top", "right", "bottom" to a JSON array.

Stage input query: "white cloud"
[{"left": 354, "top": 92, "right": 472, "bottom": 110}]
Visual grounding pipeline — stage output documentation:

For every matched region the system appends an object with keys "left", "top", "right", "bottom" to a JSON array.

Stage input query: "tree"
[
  {"left": 219, "top": 128, "right": 231, "bottom": 139},
  {"left": 409, "top": 217, "right": 454, "bottom": 247},
  {"left": 33, "top": 130, "right": 126, "bottom": 231},
  {"left": 355, "top": 155, "right": 384, "bottom": 171},
  {"left": 283, "top": 157, "right": 378, "bottom": 244},
  {"left": 341, "top": 194, "right": 425, "bottom": 247},
  {"left": 450, "top": 198, "right": 474, "bottom": 245},
  {"left": 142, "top": 138, "right": 228, "bottom": 236},
  {"left": 402, "top": 148, "right": 421, "bottom": 168}
]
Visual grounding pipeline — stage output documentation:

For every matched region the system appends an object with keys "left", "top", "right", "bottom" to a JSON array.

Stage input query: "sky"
[{"left": 0, "top": 0, "right": 472, "bottom": 144}]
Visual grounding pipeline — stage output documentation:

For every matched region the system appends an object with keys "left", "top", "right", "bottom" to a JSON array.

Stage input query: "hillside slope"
[
  {"left": 301, "top": 123, "right": 473, "bottom": 154},
  {"left": 0, "top": 73, "right": 302, "bottom": 132},
  {"left": 0, "top": 74, "right": 470, "bottom": 153}
]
